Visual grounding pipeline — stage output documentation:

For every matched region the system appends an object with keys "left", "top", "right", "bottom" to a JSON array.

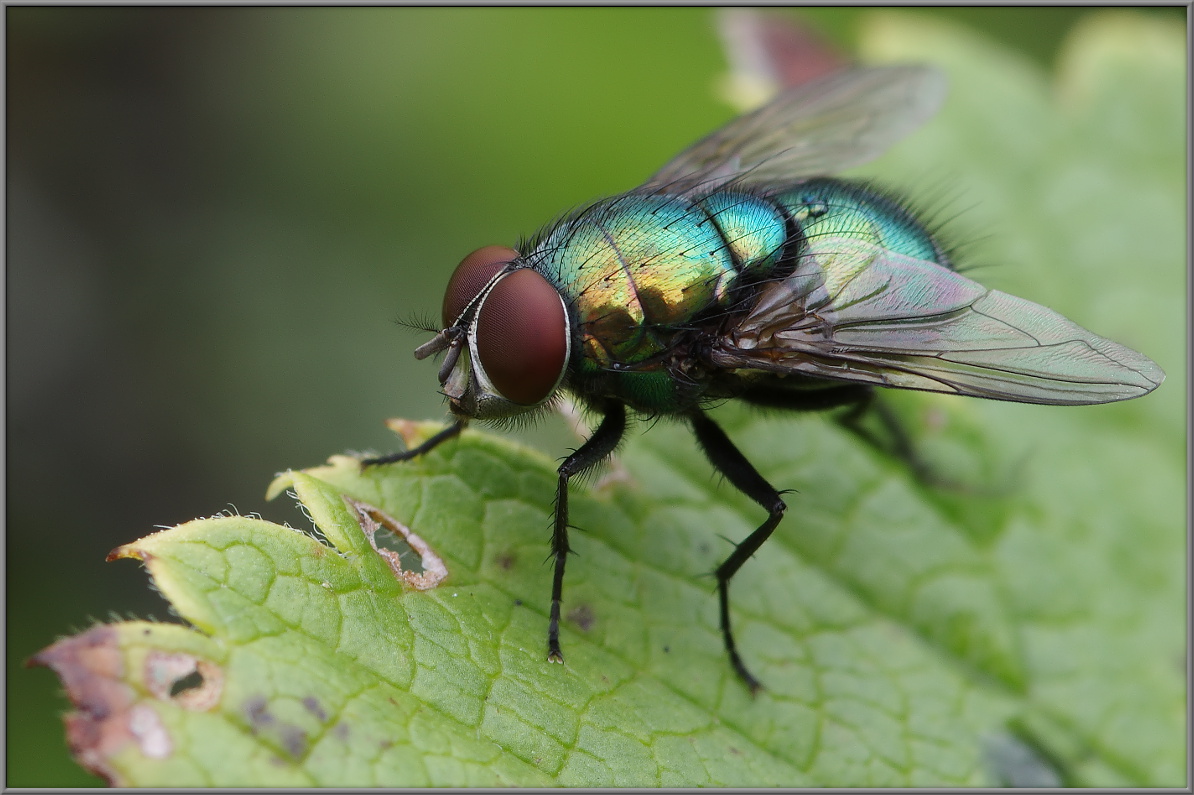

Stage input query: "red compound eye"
[
  {"left": 442, "top": 245, "right": 520, "bottom": 328},
  {"left": 474, "top": 269, "right": 569, "bottom": 406}
]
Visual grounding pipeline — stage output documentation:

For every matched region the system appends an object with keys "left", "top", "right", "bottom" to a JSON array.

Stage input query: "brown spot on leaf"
[
  {"left": 301, "top": 696, "right": 327, "bottom": 723},
  {"left": 244, "top": 696, "right": 309, "bottom": 760},
  {"left": 344, "top": 497, "right": 448, "bottom": 590},
  {"left": 244, "top": 695, "right": 274, "bottom": 731},
  {"left": 567, "top": 604, "right": 596, "bottom": 632},
  {"left": 495, "top": 551, "right": 516, "bottom": 571},
  {"left": 144, "top": 651, "right": 223, "bottom": 711},
  {"left": 280, "top": 725, "right": 309, "bottom": 760},
  {"left": 27, "top": 625, "right": 167, "bottom": 785}
]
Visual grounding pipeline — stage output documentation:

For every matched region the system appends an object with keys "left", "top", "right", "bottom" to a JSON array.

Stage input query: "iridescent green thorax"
[
  {"left": 696, "top": 192, "right": 788, "bottom": 278},
  {"left": 524, "top": 190, "right": 791, "bottom": 411},
  {"left": 528, "top": 192, "right": 795, "bottom": 356},
  {"left": 529, "top": 193, "right": 733, "bottom": 371}
]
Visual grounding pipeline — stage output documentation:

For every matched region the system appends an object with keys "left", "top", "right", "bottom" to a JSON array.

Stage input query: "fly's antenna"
[{"left": 398, "top": 311, "right": 440, "bottom": 334}]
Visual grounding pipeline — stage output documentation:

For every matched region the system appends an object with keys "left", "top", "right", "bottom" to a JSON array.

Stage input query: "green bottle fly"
[{"left": 367, "top": 65, "right": 1164, "bottom": 692}]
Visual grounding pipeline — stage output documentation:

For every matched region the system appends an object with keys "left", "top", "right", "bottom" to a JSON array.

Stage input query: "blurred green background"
[{"left": 7, "top": 7, "right": 1184, "bottom": 786}]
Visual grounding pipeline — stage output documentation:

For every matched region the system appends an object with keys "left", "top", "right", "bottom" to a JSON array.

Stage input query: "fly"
[{"left": 364, "top": 65, "right": 1164, "bottom": 693}]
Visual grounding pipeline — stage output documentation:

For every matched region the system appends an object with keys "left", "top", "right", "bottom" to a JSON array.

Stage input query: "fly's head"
[{"left": 417, "top": 245, "right": 571, "bottom": 421}]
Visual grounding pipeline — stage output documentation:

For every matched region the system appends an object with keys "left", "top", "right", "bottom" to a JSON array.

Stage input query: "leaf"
[{"left": 33, "top": 11, "right": 1183, "bottom": 787}]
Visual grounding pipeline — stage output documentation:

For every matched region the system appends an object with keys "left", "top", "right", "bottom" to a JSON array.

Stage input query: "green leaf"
[{"left": 34, "top": 11, "right": 1183, "bottom": 787}]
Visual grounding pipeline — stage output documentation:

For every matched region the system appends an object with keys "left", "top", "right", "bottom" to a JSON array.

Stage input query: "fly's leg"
[
  {"left": 361, "top": 419, "right": 467, "bottom": 467},
  {"left": 739, "top": 382, "right": 873, "bottom": 414},
  {"left": 835, "top": 393, "right": 970, "bottom": 490},
  {"left": 556, "top": 394, "right": 632, "bottom": 493},
  {"left": 741, "top": 383, "right": 947, "bottom": 489},
  {"left": 689, "top": 409, "right": 786, "bottom": 694},
  {"left": 547, "top": 401, "right": 626, "bottom": 665},
  {"left": 835, "top": 392, "right": 932, "bottom": 483}
]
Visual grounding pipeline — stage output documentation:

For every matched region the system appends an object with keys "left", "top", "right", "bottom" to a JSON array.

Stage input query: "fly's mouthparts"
[{"left": 437, "top": 337, "right": 464, "bottom": 385}]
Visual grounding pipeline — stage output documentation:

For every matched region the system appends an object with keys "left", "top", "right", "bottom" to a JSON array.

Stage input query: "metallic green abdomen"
[{"left": 774, "top": 178, "right": 947, "bottom": 266}]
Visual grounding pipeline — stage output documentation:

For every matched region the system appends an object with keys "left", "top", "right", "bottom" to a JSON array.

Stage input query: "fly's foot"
[{"left": 729, "top": 651, "right": 764, "bottom": 696}]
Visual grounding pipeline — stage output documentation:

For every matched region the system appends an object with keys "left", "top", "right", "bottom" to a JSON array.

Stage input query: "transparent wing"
[
  {"left": 645, "top": 65, "right": 947, "bottom": 196},
  {"left": 710, "top": 239, "right": 1165, "bottom": 405}
]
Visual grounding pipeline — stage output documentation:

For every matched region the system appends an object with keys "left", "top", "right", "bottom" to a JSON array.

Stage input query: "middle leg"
[{"left": 688, "top": 409, "right": 787, "bottom": 694}]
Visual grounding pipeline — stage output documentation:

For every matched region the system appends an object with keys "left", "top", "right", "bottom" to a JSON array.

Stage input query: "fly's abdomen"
[{"left": 776, "top": 178, "right": 948, "bottom": 267}]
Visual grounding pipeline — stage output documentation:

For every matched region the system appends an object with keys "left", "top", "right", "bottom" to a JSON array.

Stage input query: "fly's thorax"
[
  {"left": 527, "top": 190, "right": 790, "bottom": 372},
  {"left": 428, "top": 246, "right": 572, "bottom": 421},
  {"left": 695, "top": 191, "right": 789, "bottom": 279}
]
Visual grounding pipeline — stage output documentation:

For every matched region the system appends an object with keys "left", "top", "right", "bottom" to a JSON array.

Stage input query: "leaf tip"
[
  {"left": 106, "top": 544, "right": 147, "bottom": 563},
  {"left": 32, "top": 623, "right": 231, "bottom": 784},
  {"left": 27, "top": 625, "right": 136, "bottom": 785}
]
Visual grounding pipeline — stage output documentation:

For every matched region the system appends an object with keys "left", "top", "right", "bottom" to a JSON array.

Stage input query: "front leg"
[
  {"left": 688, "top": 409, "right": 786, "bottom": 694},
  {"left": 361, "top": 419, "right": 468, "bottom": 467},
  {"left": 547, "top": 400, "right": 626, "bottom": 664}
]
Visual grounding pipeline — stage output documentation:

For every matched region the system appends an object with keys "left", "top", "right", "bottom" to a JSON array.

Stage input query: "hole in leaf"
[
  {"left": 168, "top": 669, "right": 205, "bottom": 697},
  {"left": 144, "top": 651, "right": 223, "bottom": 711},
  {"left": 344, "top": 496, "right": 448, "bottom": 590},
  {"left": 371, "top": 524, "right": 425, "bottom": 574}
]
